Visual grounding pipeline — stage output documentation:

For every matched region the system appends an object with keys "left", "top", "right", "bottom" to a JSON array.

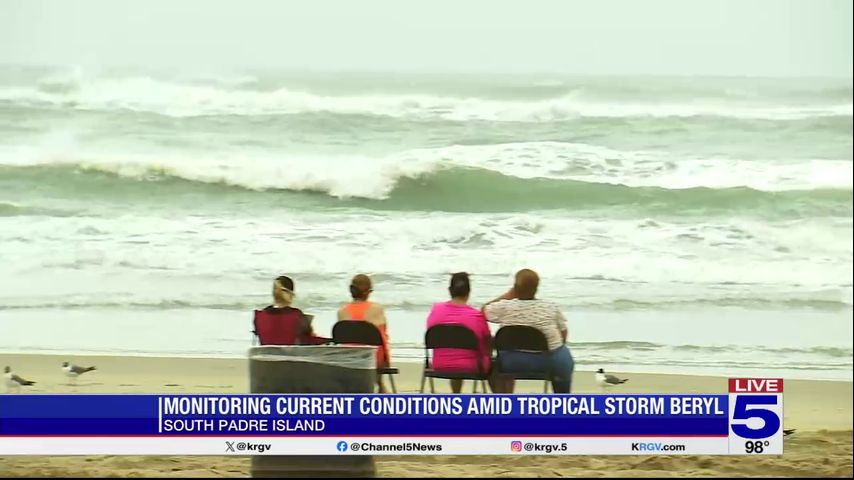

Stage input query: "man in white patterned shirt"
[{"left": 483, "top": 269, "right": 574, "bottom": 393}]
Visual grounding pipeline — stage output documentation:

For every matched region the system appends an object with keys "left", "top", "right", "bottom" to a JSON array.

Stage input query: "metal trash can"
[{"left": 249, "top": 345, "right": 377, "bottom": 478}]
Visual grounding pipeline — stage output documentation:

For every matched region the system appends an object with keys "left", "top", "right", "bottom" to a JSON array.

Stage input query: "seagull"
[
  {"left": 783, "top": 429, "right": 796, "bottom": 437},
  {"left": 4, "top": 366, "right": 36, "bottom": 393},
  {"left": 595, "top": 368, "right": 628, "bottom": 391},
  {"left": 62, "top": 362, "right": 96, "bottom": 384}
]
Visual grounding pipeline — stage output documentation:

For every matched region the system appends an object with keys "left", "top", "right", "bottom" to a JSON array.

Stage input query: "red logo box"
[{"left": 728, "top": 378, "right": 784, "bottom": 393}]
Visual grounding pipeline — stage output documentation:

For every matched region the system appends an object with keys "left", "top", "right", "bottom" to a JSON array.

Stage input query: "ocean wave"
[
  {"left": 2, "top": 287, "right": 851, "bottom": 312},
  {"left": 1, "top": 73, "right": 851, "bottom": 121},
  {"left": 0, "top": 201, "right": 25, "bottom": 216},
  {"left": 0, "top": 299, "right": 262, "bottom": 311},
  {"left": 2, "top": 140, "right": 851, "bottom": 199},
  {"left": 372, "top": 168, "right": 851, "bottom": 214},
  {"left": 605, "top": 297, "right": 853, "bottom": 310},
  {"left": 389, "top": 143, "right": 854, "bottom": 193},
  {"left": 0, "top": 201, "right": 76, "bottom": 217},
  {"left": 2, "top": 161, "right": 850, "bottom": 216}
]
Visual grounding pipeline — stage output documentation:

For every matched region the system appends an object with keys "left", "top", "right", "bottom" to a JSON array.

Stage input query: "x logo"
[{"left": 225, "top": 441, "right": 235, "bottom": 453}]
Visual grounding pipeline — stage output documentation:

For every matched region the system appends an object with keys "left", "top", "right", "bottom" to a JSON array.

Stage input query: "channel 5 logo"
[
  {"left": 510, "top": 441, "right": 523, "bottom": 452},
  {"left": 728, "top": 378, "right": 784, "bottom": 455}
]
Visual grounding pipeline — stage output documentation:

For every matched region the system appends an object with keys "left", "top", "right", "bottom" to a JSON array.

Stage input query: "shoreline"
[{"left": 2, "top": 349, "right": 851, "bottom": 383}]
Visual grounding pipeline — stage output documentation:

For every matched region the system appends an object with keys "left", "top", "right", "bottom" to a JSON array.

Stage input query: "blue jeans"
[{"left": 497, "top": 345, "right": 575, "bottom": 393}]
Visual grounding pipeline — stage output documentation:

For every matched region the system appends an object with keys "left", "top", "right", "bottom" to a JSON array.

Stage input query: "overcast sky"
[{"left": 1, "top": 0, "right": 851, "bottom": 77}]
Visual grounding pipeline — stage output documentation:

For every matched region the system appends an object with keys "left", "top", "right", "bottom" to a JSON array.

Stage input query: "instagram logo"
[{"left": 511, "top": 441, "right": 523, "bottom": 452}]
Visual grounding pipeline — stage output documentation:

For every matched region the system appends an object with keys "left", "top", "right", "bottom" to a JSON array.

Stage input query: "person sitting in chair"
[
  {"left": 483, "top": 269, "right": 574, "bottom": 393},
  {"left": 338, "top": 274, "right": 390, "bottom": 393},
  {"left": 426, "top": 272, "right": 492, "bottom": 393},
  {"left": 254, "top": 275, "right": 329, "bottom": 345}
]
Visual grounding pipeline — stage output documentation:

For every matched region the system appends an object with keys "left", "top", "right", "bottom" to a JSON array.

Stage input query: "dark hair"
[
  {"left": 349, "top": 274, "right": 372, "bottom": 300},
  {"left": 276, "top": 275, "right": 294, "bottom": 292},
  {"left": 448, "top": 272, "right": 471, "bottom": 298}
]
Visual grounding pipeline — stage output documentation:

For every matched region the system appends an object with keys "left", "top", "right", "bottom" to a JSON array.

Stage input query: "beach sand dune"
[{"left": 0, "top": 354, "right": 851, "bottom": 477}]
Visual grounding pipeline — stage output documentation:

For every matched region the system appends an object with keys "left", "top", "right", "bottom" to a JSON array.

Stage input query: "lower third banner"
[{"left": 0, "top": 380, "right": 784, "bottom": 455}]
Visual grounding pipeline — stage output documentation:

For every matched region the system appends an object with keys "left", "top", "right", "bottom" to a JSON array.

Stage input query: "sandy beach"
[{"left": 0, "top": 353, "right": 851, "bottom": 477}]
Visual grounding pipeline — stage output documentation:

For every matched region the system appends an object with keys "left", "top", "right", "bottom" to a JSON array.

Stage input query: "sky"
[{"left": 1, "top": 0, "right": 851, "bottom": 77}]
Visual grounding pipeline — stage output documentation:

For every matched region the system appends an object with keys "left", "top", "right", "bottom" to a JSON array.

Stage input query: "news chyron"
[{"left": 0, "top": 378, "right": 785, "bottom": 455}]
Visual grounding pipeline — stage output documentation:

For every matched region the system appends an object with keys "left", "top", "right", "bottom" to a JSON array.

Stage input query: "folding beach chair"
[
  {"left": 332, "top": 320, "right": 399, "bottom": 393},
  {"left": 253, "top": 309, "right": 303, "bottom": 346},
  {"left": 420, "top": 323, "right": 489, "bottom": 393},
  {"left": 493, "top": 325, "right": 553, "bottom": 393},
  {"left": 253, "top": 310, "right": 331, "bottom": 346}
]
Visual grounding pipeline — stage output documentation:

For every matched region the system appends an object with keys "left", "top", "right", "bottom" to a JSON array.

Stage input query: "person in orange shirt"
[{"left": 337, "top": 274, "right": 390, "bottom": 393}]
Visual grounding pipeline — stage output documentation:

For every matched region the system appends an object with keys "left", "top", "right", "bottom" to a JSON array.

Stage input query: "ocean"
[{"left": 0, "top": 65, "right": 851, "bottom": 380}]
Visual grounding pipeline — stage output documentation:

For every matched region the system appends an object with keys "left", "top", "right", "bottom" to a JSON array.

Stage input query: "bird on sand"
[
  {"left": 62, "top": 362, "right": 96, "bottom": 384},
  {"left": 4, "top": 366, "right": 36, "bottom": 393},
  {"left": 595, "top": 368, "right": 629, "bottom": 391}
]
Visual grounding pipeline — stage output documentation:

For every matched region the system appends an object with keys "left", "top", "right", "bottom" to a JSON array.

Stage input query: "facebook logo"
[{"left": 336, "top": 441, "right": 348, "bottom": 452}]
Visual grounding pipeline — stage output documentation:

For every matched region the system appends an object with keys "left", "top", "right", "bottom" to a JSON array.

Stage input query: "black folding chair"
[
  {"left": 420, "top": 324, "right": 490, "bottom": 394},
  {"left": 332, "top": 320, "right": 399, "bottom": 393},
  {"left": 494, "top": 325, "right": 553, "bottom": 393}
]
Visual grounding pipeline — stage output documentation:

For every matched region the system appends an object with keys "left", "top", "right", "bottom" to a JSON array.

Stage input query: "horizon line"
[{"left": 0, "top": 62, "right": 852, "bottom": 82}]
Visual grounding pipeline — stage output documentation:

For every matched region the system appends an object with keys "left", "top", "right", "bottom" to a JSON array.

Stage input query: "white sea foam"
[
  {"left": 1, "top": 136, "right": 850, "bottom": 199},
  {"left": 1, "top": 212, "right": 850, "bottom": 310},
  {"left": 1, "top": 74, "right": 850, "bottom": 120}
]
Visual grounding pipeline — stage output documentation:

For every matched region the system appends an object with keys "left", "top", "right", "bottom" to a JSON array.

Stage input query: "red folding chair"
[{"left": 253, "top": 309, "right": 330, "bottom": 346}]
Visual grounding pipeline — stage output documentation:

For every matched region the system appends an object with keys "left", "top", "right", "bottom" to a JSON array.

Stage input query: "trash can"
[{"left": 249, "top": 345, "right": 377, "bottom": 478}]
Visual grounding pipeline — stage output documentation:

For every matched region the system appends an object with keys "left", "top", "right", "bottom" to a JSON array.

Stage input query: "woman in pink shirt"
[{"left": 426, "top": 272, "right": 492, "bottom": 393}]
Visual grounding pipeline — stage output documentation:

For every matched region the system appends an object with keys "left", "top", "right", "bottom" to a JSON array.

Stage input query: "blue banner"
[{"left": 0, "top": 394, "right": 728, "bottom": 436}]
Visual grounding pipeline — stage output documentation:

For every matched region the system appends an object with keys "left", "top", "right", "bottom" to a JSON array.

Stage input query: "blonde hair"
[{"left": 273, "top": 277, "right": 295, "bottom": 307}]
